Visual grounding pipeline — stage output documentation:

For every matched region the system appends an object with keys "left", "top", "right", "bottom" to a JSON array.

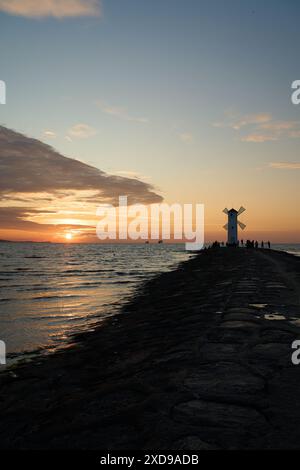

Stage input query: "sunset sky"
[{"left": 0, "top": 0, "right": 299, "bottom": 243}]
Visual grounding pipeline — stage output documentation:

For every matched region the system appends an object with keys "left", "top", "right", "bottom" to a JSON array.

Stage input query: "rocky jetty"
[{"left": 0, "top": 248, "right": 299, "bottom": 449}]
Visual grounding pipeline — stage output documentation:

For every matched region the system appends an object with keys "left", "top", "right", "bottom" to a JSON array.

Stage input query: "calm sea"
[
  {"left": 0, "top": 243, "right": 191, "bottom": 358},
  {"left": 0, "top": 242, "right": 299, "bottom": 360},
  {"left": 272, "top": 244, "right": 300, "bottom": 257}
]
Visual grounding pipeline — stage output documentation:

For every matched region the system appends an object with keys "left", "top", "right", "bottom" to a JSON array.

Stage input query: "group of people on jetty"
[
  {"left": 242, "top": 239, "right": 271, "bottom": 249},
  {"left": 211, "top": 240, "right": 271, "bottom": 249}
]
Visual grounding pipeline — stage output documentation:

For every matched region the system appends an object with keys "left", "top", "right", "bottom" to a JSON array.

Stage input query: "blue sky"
[{"left": 0, "top": 0, "right": 299, "bottom": 241}]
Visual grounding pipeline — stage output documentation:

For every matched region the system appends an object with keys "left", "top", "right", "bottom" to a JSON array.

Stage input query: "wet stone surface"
[{"left": 0, "top": 248, "right": 299, "bottom": 449}]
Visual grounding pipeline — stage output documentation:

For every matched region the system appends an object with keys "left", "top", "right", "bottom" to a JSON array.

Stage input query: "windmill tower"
[{"left": 223, "top": 207, "right": 246, "bottom": 246}]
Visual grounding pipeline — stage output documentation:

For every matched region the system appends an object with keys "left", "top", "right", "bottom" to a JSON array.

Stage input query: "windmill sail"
[
  {"left": 238, "top": 206, "right": 246, "bottom": 215},
  {"left": 223, "top": 208, "right": 229, "bottom": 214},
  {"left": 238, "top": 221, "right": 246, "bottom": 230}
]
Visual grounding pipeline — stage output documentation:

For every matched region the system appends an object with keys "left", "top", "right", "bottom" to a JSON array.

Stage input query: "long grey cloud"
[
  {"left": 0, "top": 126, "right": 162, "bottom": 235},
  {"left": 0, "top": 126, "right": 162, "bottom": 205}
]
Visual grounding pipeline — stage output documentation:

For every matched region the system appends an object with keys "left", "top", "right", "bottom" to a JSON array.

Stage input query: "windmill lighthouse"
[{"left": 223, "top": 207, "right": 246, "bottom": 246}]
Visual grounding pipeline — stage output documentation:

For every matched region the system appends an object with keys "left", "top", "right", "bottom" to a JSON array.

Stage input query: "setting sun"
[{"left": 65, "top": 233, "right": 73, "bottom": 240}]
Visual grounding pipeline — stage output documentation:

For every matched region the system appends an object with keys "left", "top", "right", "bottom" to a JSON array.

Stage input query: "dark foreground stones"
[
  {"left": 173, "top": 399, "right": 269, "bottom": 431},
  {"left": 0, "top": 248, "right": 300, "bottom": 449}
]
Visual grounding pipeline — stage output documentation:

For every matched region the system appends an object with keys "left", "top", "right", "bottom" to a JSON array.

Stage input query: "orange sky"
[
  {"left": 0, "top": 126, "right": 299, "bottom": 244},
  {"left": 1, "top": 2, "right": 300, "bottom": 244}
]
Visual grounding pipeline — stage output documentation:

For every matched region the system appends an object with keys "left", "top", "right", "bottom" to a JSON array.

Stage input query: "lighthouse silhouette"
[{"left": 223, "top": 207, "right": 246, "bottom": 246}]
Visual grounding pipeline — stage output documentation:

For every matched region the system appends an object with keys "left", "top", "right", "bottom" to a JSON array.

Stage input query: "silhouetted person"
[
  {"left": 255, "top": 241, "right": 258, "bottom": 249},
  {"left": 268, "top": 241, "right": 271, "bottom": 249},
  {"left": 261, "top": 241, "right": 264, "bottom": 249},
  {"left": 241, "top": 239, "right": 244, "bottom": 247}
]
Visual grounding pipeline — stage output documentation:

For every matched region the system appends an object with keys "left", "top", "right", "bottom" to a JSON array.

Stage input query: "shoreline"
[
  {"left": 0, "top": 247, "right": 300, "bottom": 449},
  {"left": 4, "top": 245, "right": 299, "bottom": 362},
  {"left": 0, "top": 243, "right": 192, "bottom": 359}
]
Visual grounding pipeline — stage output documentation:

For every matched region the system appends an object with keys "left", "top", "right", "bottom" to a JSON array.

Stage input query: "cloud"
[
  {"left": 215, "top": 111, "right": 300, "bottom": 143},
  {"left": 213, "top": 112, "right": 272, "bottom": 130},
  {"left": 269, "top": 162, "right": 300, "bottom": 170},
  {"left": 0, "top": 126, "right": 161, "bottom": 203},
  {"left": 96, "top": 101, "right": 148, "bottom": 123},
  {"left": 0, "top": 126, "right": 162, "bottom": 235},
  {"left": 260, "top": 121, "right": 300, "bottom": 131},
  {"left": 0, "top": 207, "right": 56, "bottom": 230},
  {"left": 241, "top": 134, "right": 277, "bottom": 143},
  {"left": 242, "top": 120, "right": 300, "bottom": 143},
  {"left": 43, "top": 130, "right": 57, "bottom": 139},
  {"left": 0, "top": 207, "right": 96, "bottom": 236},
  {"left": 179, "top": 133, "right": 193, "bottom": 143},
  {"left": 114, "top": 170, "right": 150, "bottom": 182},
  {"left": 0, "top": 0, "right": 101, "bottom": 18},
  {"left": 68, "top": 123, "right": 97, "bottom": 139},
  {"left": 233, "top": 113, "right": 272, "bottom": 130}
]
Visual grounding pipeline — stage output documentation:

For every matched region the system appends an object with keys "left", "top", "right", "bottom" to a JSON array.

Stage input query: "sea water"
[{"left": 0, "top": 243, "right": 191, "bottom": 358}]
